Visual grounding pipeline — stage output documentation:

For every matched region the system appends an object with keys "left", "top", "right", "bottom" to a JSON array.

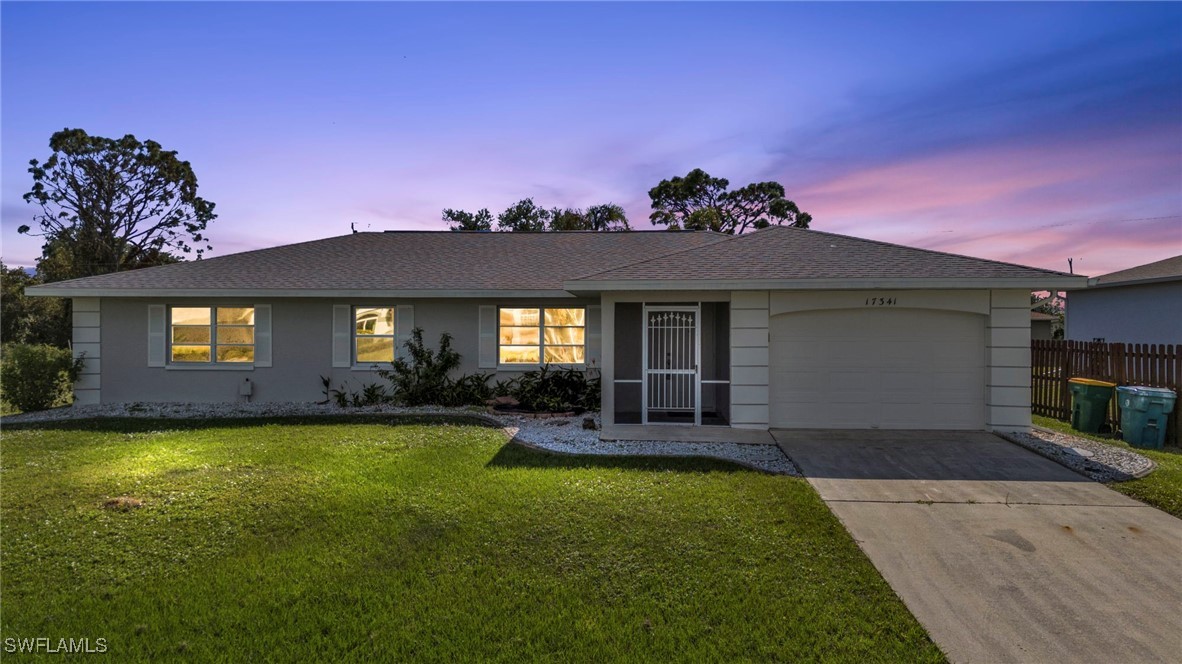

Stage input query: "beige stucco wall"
[
  {"left": 71, "top": 298, "right": 102, "bottom": 405},
  {"left": 729, "top": 291, "right": 770, "bottom": 429},
  {"left": 986, "top": 289, "right": 1034, "bottom": 432},
  {"left": 84, "top": 288, "right": 1034, "bottom": 435},
  {"left": 91, "top": 297, "right": 597, "bottom": 404},
  {"left": 600, "top": 288, "right": 1033, "bottom": 434}
]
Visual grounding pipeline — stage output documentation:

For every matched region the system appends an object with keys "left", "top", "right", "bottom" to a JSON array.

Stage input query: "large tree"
[
  {"left": 495, "top": 198, "right": 550, "bottom": 232},
  {"left": 442, "top": 207, "right": 494, "bottom": 231},
  {"left": 19, "top": 128, "right": 217, "bottom": 281},
  {"left": 445, "top": 199, "right": 630, "bottom": 232},
  {"left": 548, "top": 204, "right": 631, "bottom": 231},
  {"left": 0, "top": 262, "right": 68, "bottom": 346},
  {"left": 648, "top": 168, "right": 811, "bottom": 233}
]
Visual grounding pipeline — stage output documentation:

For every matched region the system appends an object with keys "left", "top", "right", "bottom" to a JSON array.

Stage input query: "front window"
[
  {"left": 170, "top": 306, "right": 255, "bottom": 363},
  {"left": 499, "top": 307, "right": 585, "bottom": 365},
  {"left": 354, "top": 307, "right": 396, "bottom": 363}
]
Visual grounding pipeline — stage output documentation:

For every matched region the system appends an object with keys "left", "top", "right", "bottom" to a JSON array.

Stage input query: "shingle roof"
[
  {"left": 1090, "top": 255, "right": 1182, "bottom": 287},
  {"left": 28, "top": 226, "right": 1083, "bottom": 297},
  {"left": 29, "top": 231, "right": 728, "bottom": 294},
  {"left": 569, "top": 226, "right": 1076, "bottom": 283}
]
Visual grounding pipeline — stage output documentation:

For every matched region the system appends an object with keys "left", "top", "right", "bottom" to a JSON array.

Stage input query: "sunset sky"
[{"left": 2, "top": 2, "right": 1179, "bottom": 277}]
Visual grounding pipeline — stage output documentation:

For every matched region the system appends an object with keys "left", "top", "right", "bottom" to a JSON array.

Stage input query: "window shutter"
[
  {"left": 586, "top": 305, "right": 601, "bottom": 369},
  {"left": 395, "top": 305, "right": 414, "bottom": 360},
  {"left": 332, "top": 304, "right": 352, "bottom": 367},
  {"left": 478, "top": 305, "right": 497, "bottom": 369},
  {"left": 148, "top": 304, "right": 166, "bottom": 367},
  {"left": 254, "top": 304, "right": 272, "bottom": 367}
]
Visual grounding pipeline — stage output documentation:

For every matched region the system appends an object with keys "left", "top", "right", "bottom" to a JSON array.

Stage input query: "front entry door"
[{"left": 643, "top": 306, "right": 700, "bottom": 425}]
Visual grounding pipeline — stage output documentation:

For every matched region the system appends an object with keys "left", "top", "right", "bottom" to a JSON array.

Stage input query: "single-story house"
[
  {"left": 1030, "top": 312, "right": 1055, "bottom": 341},
  {"left": 1065, "top": 255, "right": 1182, "bottom": 345},
  {"left": 27, "top": 227, "right": 1085, "bottom": 442}
]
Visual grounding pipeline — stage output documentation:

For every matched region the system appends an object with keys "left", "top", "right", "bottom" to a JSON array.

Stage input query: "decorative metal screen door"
[{"left": 642, "top": 306, "right": 701, "bottom": 425}]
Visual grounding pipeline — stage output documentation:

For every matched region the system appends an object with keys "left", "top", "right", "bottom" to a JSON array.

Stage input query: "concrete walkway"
[{"left": 773, "top": 430, "right": 1182, "bottom": 664}]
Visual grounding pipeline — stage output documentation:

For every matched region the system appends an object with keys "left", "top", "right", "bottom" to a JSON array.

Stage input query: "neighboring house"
[
  {"left": 27, "top": 227, "right": 1084, "bottom": 442},
  {"left": 1065, "top": 255, "right": 1182, "bottom": 345},
  {"left": 1030, "top": 312, "right": 1055, "bottom": 341}
]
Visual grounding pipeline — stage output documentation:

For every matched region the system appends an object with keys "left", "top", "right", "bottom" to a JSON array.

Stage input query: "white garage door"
[{"left": 769, "top": 308, "right": 986, "bottom": 430}]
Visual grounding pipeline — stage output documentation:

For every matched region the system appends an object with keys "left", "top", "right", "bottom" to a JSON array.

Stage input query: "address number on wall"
[{"left": 864, "top": 297, "right": 898, "bottom": 306}]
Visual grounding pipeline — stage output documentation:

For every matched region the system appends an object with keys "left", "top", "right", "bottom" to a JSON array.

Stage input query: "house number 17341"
[{"left": 865, "top": 297, "right": 897, "bottom": 306}]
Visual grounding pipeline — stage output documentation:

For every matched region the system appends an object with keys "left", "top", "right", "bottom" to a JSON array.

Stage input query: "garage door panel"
[
  {"left": 874, "top": 403, "right": 977, "bottom": 428},
  {"left": 779, "top": 344, "right": 866, "bottom": 365},
  {"left": 880, "top": 370, "right": 925, "bottom": 390},
  {"left": 887, "top": 340, "right": 930, "bottom": 357},
  {"left": 775, "top": 347, "right": 827, "bottom": 363},
  {"left": 880, "top": 405, "right": 929, "bottom": 426},
  {"left": 829, "top": 370, "right": 876, "bottom": 391},
  {"left": 933, "top": 372, "right": 981, "bottom": 392},
  {"left": 881, "top": 392, "right": 927, "bottom": 406},
  {"left": 772, "top": 369, "right": 823, "bottom": 388},
  {"left": 831, "top": 395, "right": 877, "bottom": 408},
  {"left": 935, "top": 382, "right": 980, "bottom": 397},
  {"left": 931, "top": 404, "right": 984, "bottom": 427},
  {"left": 770, "top": 308, "right": 986, "bottom": 430},
  {"left": 934, "top": 342, "right": 982, "bottom": 362},
  {"left": 779, "top": 403, "right": 877, "bottom": 428}
]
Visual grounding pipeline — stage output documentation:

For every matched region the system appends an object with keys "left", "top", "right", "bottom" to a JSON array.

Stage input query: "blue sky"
[{"left": 2, "top": 1, "right": 1180, "bottom": 276}]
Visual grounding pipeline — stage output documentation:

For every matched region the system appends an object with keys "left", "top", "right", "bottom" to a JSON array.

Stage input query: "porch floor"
[
  {"left": 600, "top": 423, "right": 774, "bottom": 445},
  {"left": 614, "top": 411, "right": 729, "bottom": 426}
]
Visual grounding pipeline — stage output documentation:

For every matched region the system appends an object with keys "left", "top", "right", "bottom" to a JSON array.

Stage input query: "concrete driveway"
[{"left": 773, "top": 430, "right": 1182, "bottom": 664}]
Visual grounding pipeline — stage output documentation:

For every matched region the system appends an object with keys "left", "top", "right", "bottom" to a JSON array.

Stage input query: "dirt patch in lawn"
[{"left": 101, "top": 496, "right": 145, "bottom": 511}]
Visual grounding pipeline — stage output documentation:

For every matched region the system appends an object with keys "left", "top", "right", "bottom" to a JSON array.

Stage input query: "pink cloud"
[{"left": 789, "top": 130, "right": 1181, "bottom": 276}]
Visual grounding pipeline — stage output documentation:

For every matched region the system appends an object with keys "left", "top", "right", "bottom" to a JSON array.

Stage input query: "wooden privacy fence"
[{"left": 1032, "top": 340, "right": 1180, "bottom": 445}]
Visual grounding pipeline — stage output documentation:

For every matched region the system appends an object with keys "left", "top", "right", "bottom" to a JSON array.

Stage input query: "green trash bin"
[
  {"left": 1069, "top": 378, "right": 1116, "bottom": 434},
  {"left": 1116, "top": 386, "right": 1177, "bottom": 449}
]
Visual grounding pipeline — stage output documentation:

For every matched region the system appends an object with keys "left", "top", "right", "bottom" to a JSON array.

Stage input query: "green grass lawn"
[
  {"left": 1034, "top": 415, "right": 1182, "bottom": 518},
  {"left": 0, "top": 416, "right": 942, "bottom": 662}
]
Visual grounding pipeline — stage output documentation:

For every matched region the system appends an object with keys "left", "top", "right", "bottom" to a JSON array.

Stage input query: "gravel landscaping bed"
[
  {"left": 0, "top": 401, "right": 486, "bottom": 423},
  {"left": 997, "top": 427, "right": 1155, "bottom": 482},
  {"left": 1, "top": 402, "right": 798, "bottom": 475},
  {"left": 504, "top": 414, "right": 799, "bottom": 476}
]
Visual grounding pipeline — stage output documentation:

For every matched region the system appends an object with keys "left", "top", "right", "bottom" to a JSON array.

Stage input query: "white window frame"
[
  {"left": 352, "top": 305, "right": 397, "bottom": 368},
  {"left": 167, "top": 305, "right": 256, "bottom": 368},
  {"left": 497, "top": 306, "right": 587, "bottom": 369}
]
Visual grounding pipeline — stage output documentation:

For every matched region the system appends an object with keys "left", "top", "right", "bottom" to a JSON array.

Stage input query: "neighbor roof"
[
  {"left": 565, "top": 226, "right": 1081, "bottom": 290},
  {"left": 27, "top": 227, "right": 1085, "bottom": 298},
  {"left": 1083, "top": 255, "right": 1182, "bottom": 289}
]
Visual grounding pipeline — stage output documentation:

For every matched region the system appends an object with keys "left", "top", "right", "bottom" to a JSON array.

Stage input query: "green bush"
[
  {"left": 502, "top": 365, "right": 600, "bottom": 412},
  {"left": 322, "top": 329, "right": 602, "bottom": 412},
  {"left": 319, "top": 376, "right": 391, "bottom": 408},
  {"left": 0, "top": 343, "right": 84, "bottom": 412},
  {"left": 378, "top": 329, "right": 462, "bottom": 406},
  {"left": 449, "top": 372, "right": 494, "bottom": 406},
  {"left": 365, "top": 329, "right": 488, "bottom": 407}
]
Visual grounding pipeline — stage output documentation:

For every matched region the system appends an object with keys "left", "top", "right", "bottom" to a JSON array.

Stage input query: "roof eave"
[
  {"left": 564, "top": 276, "right": 1090, "bottom": 293},
  {"left": 24, "top": 287, "right": 579, "bottom": 299},
  {"left": 1069, "top": 275, "right": 1182, "bottom": 291}
]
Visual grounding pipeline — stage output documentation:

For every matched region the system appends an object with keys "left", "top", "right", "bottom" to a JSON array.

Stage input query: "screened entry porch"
[{"left": 611, "top": 302, "right": 730, "bottom": 426}]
